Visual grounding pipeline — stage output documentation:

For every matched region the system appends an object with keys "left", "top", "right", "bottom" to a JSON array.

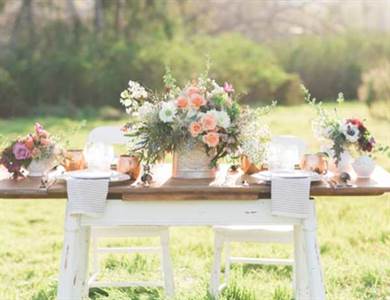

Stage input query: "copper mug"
[
  {"left": 117, "top": 155, "right": 141, "bottom": 180},
  {"left": 64, "top": 149, "right": 86, "bottom": 171},
  {"left": 300, "top": 153, "right": 328, "bottom": 174}
]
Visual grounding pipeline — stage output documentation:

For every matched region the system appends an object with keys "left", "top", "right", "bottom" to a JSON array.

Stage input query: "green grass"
[{"left": 0, "top": 103, "right": 389, "bottom": 300}]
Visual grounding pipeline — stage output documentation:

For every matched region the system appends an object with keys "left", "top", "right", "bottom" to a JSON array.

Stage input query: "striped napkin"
[
  {"left": 66, "top": 178, "right": 109, "bottom": 217},
  {"left": 271, "top": 176, "right": 311, "bottom": 218}
]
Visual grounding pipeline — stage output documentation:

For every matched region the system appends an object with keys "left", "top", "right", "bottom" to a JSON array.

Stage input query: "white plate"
[
  {"left": 252, "top": 170, "right": 322, "bottom": 182},
  {"left": 69, "top": 170, "right": 112, "bottom": 180}
]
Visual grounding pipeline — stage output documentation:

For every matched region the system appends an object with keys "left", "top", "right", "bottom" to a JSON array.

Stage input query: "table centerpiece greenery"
[{"left": 119, "top": 66, "right": 272, "bottom": 179}]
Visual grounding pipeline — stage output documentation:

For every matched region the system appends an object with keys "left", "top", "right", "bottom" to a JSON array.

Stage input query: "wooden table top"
[{"left": 0, "top": 164, "right": 390, "bottom": 200}]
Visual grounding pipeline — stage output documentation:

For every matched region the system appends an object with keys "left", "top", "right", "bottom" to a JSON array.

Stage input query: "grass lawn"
[{"left": 0, "top": 103, "right": 389, "bottom": 300}]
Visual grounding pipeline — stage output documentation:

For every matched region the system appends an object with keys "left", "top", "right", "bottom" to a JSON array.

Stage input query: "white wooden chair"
[
  {"left": 210, "top": 135, "right": 306, "bottom": 297},
  {"left": 86, "top": 126, "right": 175, "bottom": 297}
]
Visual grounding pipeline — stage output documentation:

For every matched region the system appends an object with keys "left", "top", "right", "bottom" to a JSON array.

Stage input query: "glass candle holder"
[
  {"left": 300, "top": 153, "right": 328, "bottom": 174},
  {"left": 117, "top": 155, "right": 141, "bottom": 180},
  {"left": 64, "top": 149, "right": 86, "bottom": 171}
]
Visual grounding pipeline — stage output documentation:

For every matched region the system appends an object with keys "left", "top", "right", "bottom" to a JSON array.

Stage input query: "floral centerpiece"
[
  {"left": 120, "top": 68, "right": 247, "bottom": 179},
  {"left": 239, "top": 104, "right": 274, "bottom": 174},
  {"left": 0, "top": 123, "right": 64, "bottom": 178},
  {"left": 304, "top": 86, "right": 388, "bottom": 176}
]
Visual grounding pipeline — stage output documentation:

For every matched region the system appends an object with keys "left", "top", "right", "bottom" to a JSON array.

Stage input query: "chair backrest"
[
  {"left": 87, "top": 126, "right": 128, "bottom": 145},
  {"left": 270, "top": 135, "right": 306, "bottom": 164}
]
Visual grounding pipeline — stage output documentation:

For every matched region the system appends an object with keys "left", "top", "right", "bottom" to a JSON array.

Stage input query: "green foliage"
[
  {"left": 272, "top": 32, "right": 390, "bottom": 101},
  {"left": 358, "top": 60, "right": 390, "bottom": 121},
  {"left": 0, "top": 27, "right": 303, "bottom": 118}
]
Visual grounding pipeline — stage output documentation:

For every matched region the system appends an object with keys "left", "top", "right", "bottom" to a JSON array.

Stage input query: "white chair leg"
[
  {"left": 160, "top": 230, "right": 175, "bottom": 298},
  {"left": 224, "top": 242, "right": 231, "bottom": 284},
  {"left": 92, "top": 236, "right": 99, "bottom": 275},
  {"left": 210, "top": 234, "right": 224, "bottom": 299}
]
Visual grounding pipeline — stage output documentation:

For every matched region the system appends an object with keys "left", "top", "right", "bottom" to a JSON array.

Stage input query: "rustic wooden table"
[{"left": 1, "top": 164, "right": 390, "bottom": 300}]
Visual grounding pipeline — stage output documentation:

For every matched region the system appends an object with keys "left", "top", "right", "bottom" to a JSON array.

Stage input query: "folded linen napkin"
[
  {"left": 66, "top": 178, "right": 109, "bottom": 217},
  {"left": 271, "top": 176, "right": 311, "bottom": 218}
]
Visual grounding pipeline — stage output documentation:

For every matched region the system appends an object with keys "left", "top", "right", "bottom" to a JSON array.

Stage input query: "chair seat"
[
  {"left": 91, "top": 226, "right": 169, "bottom": 238},
  {"left": 213, "top": 225, "right": 293, "bottom": 243},
  {"left": 214, "top": 225, "right": 293, "bottom": 232}
]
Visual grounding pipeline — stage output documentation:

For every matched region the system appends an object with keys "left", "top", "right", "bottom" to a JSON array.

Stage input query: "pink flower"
[
  {"left": 190, "top": 93, "right": 206, "bottom": 109},
  {"left": 12, "top": 142, "right": 31, "bottom": 160},
  {"left": 35, "top": 122, "right": 43, "bottom": 134},
  {"left": 189, "top": 122, "right": 202, "bottom": 137},
  {"left": 176, "top": 96, "right": 189, "bottom": 109},
  {"left": 35, "top": 122, "right": 48, "bottom": 137},
  {"left": 201, "top": 113, "right": 217, "bottom": 131},
  {"left": 203, "top": 132, "right": 219, "bottom": 147},
  {"left": 223, "top": 82, "right": 234, "bottom": 93}
]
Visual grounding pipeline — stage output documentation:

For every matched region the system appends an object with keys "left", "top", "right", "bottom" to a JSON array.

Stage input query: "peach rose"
[
  {"left": 201, "top": 113, "right": 217, "bottom": 131},
  {"left": 176, "top": 96, "right": 189, "bottom": 109},
  {"left": 31, "top": 148, "right": 41, "bottom": 159},
  {"left": 187, "top": 86, "right": 200, "bottom": 97},
  {"left": 40, "top": 138, "right": 50, "bottom": 146},
  {"left": 190, "top": 93, "right": 206, "bottom": 109},
  {"left": 24, "top": 135, "right": 34, "bottom": 150},
  {"left": 203, "top": 132, "right": 219, "bottom": 147},
  {"left": 189, "top": 122, "right": 202, "bottom": 137}
]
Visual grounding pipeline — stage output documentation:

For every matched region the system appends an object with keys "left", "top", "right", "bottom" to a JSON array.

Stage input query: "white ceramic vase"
[
  {"left": 352, "top": 155, "right": 375, "bottom": 178},
  {"left": 27, "top": 158, "right": 56, "bottom": 177}
]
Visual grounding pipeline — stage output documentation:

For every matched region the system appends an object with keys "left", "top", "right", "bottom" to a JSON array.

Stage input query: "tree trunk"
[
  {"left": 114, "top": 0, "right": 121, "bottom": 36},
  {"left": 94, "top": 0, "right": 104, "bottom": 34},
  {"left": 66, "top": 0, "right": 82, "bottom": 41}
]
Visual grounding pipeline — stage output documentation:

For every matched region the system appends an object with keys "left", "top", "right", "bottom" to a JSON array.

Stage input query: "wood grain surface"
[{"left": 0, "top": 164, "right": 389, "bottom": 200}]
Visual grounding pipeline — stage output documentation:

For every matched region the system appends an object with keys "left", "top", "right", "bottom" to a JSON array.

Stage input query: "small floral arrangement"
[
  {"left": 0, "top": 123, "right": 64, "bottom": 178},
  {"left": 239, "top": 104, "right": 275, "bottom": 166},
  {"left": 304, "top": 86, "right": 383, "bottom": 164},
  {"left": 120, "top": 68, "right": 244, "bottom": 167}
]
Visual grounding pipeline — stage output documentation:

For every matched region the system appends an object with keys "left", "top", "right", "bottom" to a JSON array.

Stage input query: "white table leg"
[
  {"left": 57, "top": 210, "right": 90, "bottom": 300},
  {"left": 302, "top": 201, "right": 325, "bottom": 300},
  {"left": 160, "top": 230, "right": 175, "bottom": 298},
  {"left": 294, "top": 224, "right": 310, "bottom": 300},
  {"left": 210, "top": 234, "right": 224, "bottom": 299}
]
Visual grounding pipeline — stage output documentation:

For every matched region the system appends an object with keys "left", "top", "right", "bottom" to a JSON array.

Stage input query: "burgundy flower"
[
  {"left": 347, "top": 118, "right": 366, "bottom": 133},
  {"left": 12, "top": 142, "right": 31, "bottom": 160}
]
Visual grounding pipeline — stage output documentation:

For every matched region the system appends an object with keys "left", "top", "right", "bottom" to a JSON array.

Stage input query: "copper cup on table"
[
  {"left": 64, "top": 149, "right": 86, "bottom": 171},
  {"left": 117, "top": 155, "right": 141, "bottom": 180},
  {"left": 300, "top": 153, "right": 328, "bottom": 175}
]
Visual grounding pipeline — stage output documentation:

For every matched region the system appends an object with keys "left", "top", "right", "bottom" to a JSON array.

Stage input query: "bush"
[
  {"left": 0, "top": 24, "right": 305, "bottom": 118},
  {"left": 358, "top": 61, "right": 390, "bottom": 121},
  {"left": 272, "top": 33, "right": 390, "bottom": 101},
  {"left": 137, "top": 34, "right": 303, "bottom": 105},
  {"left": 0, "top": 67, "right": 25, "bottom": 117}
]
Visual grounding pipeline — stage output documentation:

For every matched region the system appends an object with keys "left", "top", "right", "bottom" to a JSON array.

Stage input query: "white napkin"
[
  {"left": 66, "top": 178, "right": 109, "bottom": 217},
  {"left": 271, "top": 176, "right": 311, "bottom": 218}
]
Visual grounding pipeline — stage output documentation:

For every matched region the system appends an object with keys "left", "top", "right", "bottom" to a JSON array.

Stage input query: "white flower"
[
  {"left": 341, "top": 122, "right": 360, "bottom": 143},
  {"left": 210, "top": 110, "right": 231, "bottom": 128},
  {"left": 122, "top": 99, "right": 132, "bottom": 107},
  {"left": 138, "top": 102, "right": 155, "bottom": 119},
  {"left": 159, "top": 102, "right": 177, "bottom": 123},
  {"left": 128, "top": 80, "right": 148, "bottom": 99},
  {"left": 209, "top": 80, "right": 225, "bottom": 97}
]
